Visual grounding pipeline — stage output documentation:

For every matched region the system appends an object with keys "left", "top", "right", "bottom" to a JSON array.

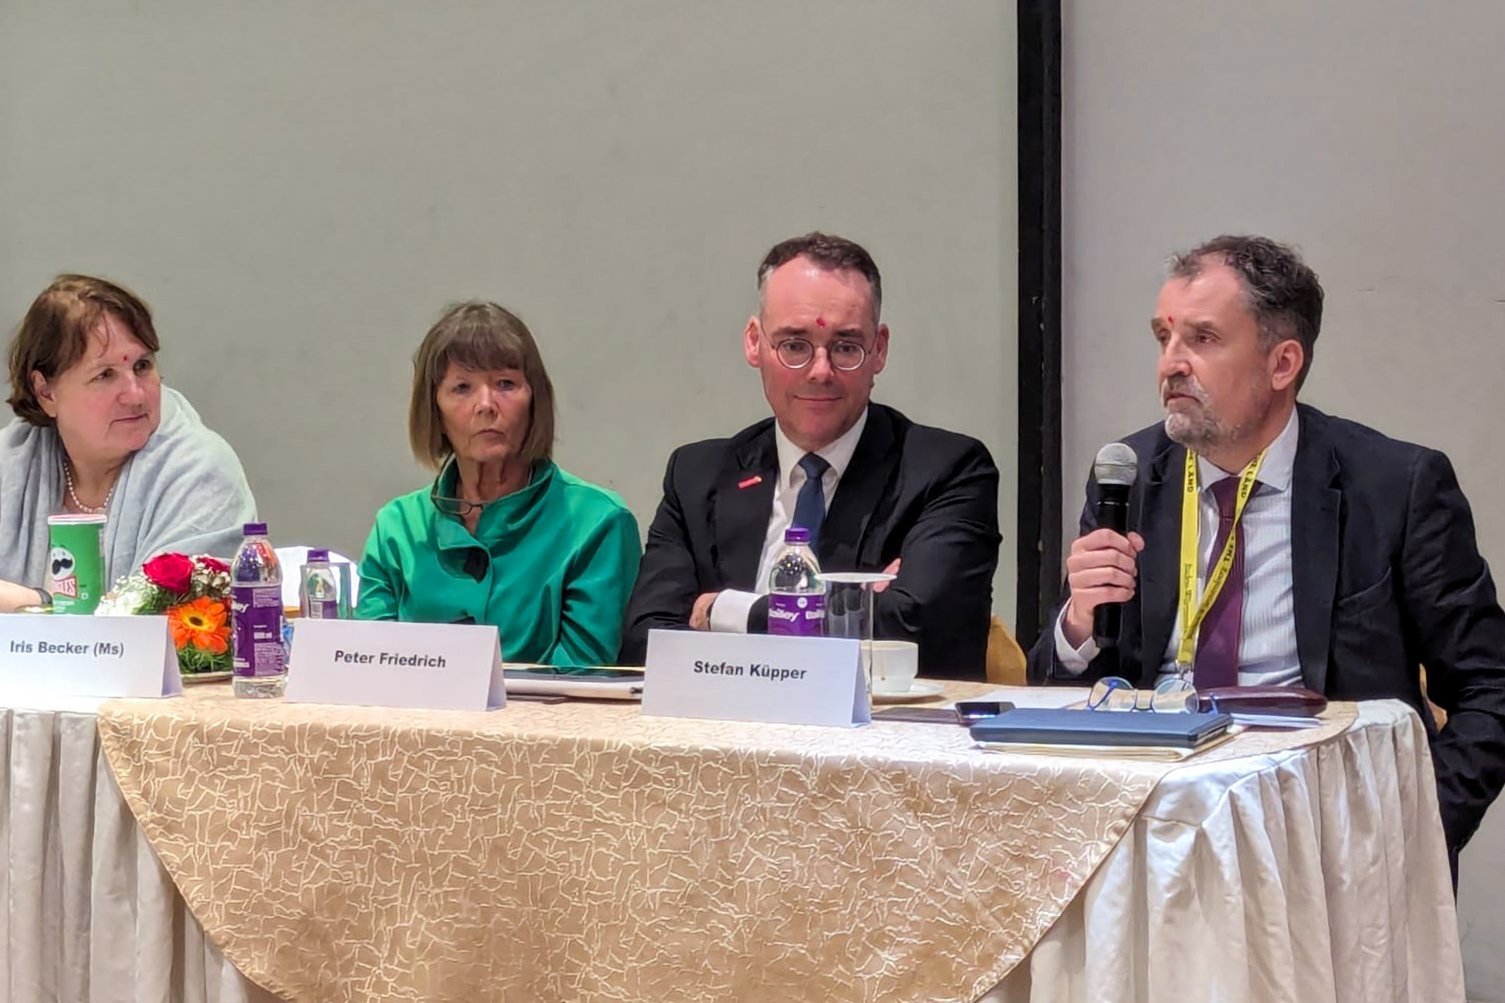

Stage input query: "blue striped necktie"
[{"left": 791, "top": 453, "right": 831, "bottom": 551}]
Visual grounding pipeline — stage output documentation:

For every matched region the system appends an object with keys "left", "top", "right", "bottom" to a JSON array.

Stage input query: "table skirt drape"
[
  {"left": 983, "top": 701, "right": 1464, "bottom": 1003},
  {"left": 0, "top": 708, "right": 276, "bottom": 1003}
]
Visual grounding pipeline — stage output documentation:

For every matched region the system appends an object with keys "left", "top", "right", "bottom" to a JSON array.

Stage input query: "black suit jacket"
[
  {"left": 1028, "top": 404, "right": 1505, "bottom": 849},
  {"left": 620, "top": 404, "right": 1001, "bottom": 678}
]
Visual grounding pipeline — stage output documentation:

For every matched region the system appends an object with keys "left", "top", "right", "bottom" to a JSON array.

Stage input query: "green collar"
[{"left": 430, "top": 458, "right": 557, "bottom": 550}]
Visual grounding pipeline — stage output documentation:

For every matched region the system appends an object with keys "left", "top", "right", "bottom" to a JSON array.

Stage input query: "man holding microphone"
[{"left": 1028, "top": 234, "right": 1505, "bottom": 855}]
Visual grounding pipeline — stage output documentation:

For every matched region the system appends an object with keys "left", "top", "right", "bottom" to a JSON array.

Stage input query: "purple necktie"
[{"left": 1194, "top": 476, "right": 1246, "bottom": 689}]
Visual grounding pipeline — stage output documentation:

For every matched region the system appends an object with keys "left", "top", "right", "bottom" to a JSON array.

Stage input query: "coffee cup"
[{"left": 870, "top": 640, "right": 919, "bottom": 694}]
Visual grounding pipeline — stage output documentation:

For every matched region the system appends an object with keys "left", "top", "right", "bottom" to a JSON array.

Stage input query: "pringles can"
[{"left": 46, "top": 514, "right": 107, "bottom": 614}]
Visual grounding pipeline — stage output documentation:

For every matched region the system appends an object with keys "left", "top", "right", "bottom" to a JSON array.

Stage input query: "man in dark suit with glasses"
[{"left": 619, "top": 232, "right": 1001, "bottom": 679}]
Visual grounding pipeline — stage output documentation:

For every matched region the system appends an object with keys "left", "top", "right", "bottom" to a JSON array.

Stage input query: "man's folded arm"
[
  {"left": 1402, "top": 448, "right": 1505, "bottom": 851},
  {"left": 708, "top": 589, "right": 759, "bottom": 633},
  {"left": 873, "top": 440, "right": 1000, "bottom": 668},
  {"left": 618, "top": 450, "right": 700, "bottom": 663}
]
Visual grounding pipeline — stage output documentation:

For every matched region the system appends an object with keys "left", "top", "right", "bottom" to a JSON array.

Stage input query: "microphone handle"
[
  {"left": 1093, "top": 600, "right": 1121, "bottom": 650},
  {"left": 1091, "top": 491, "right": 1131, "bottom": 649}
]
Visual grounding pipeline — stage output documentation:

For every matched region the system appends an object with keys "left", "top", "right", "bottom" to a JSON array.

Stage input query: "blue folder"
[{"left": 968, "top": 708, "right": 1234, "bottom": 749}]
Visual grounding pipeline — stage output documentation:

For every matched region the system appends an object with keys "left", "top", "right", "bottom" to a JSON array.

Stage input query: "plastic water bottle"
[
  {"left": 231, "top": 522, "right": 286, "bottom": 698},
  {"left": 767, "top": 526, "right": 825, "bottom": 636},
  {"left": 299, "top": 549, "right": 340, "bottom": 620}
]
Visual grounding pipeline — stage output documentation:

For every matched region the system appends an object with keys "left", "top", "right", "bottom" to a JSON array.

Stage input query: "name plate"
[
  {"left": 642, "top": 629, "right": 870, "bottom": 727},
  {"left": 0, "top": 614, "right": 181, "bottom": 708},
  {"left": 285, "top": 619, "right": 504, "bottom": 711}
]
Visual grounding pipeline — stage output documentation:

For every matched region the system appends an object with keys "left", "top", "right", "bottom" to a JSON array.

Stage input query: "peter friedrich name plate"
[
  {"left": 642, "top": 629, "right": 869, "bottom": 727},
  {"left": 0, "top": 613, "right": 181, "bottom": 708},
  {"left": 286, "top": 619, "right": 504, "bottom": 711}
]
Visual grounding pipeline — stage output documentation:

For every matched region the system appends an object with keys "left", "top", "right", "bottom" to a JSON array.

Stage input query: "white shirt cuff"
[
  {"left": 708, "top": 589, "right": 759, "bottom": 633},
  {"left": 1052, "top": 603, "right": 1100, "bottom": 676}
]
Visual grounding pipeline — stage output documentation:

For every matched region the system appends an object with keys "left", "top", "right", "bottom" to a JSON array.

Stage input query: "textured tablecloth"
[
  {"left": 84, "top": 684, "right": 1351, "bottom": 1002},
  {"left": 3, "top": 687, "right": 1441, "bottom": 1003},
  {"left": 90, "top": 685, "right": 1168, "bottom": 1002}
]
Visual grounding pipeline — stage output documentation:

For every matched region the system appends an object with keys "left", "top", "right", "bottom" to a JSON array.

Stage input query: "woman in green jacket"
[{"left": 356, "top": 301, "right": 640, "bottom": 666}]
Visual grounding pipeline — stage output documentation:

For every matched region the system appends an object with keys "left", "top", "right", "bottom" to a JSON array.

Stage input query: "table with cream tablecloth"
[{"left": 0, "top": 686, "right": 1462, "bottom": 1003}]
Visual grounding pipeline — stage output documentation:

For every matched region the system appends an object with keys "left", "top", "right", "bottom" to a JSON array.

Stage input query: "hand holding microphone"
[{"left": 1061, "top": 443, "right": 1145, "bottom": 649}]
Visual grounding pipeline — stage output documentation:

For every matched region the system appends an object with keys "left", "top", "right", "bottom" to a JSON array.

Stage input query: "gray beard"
[
  {"left": 1164, "top": 410, "right": 1231, "bottom": 454},
  {"left": 1165, "top": 399, "right": 1271, "bottom": 461}
]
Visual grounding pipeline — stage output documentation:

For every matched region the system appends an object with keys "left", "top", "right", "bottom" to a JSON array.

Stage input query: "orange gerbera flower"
[{"left": 169, "top": 597, "right": 230, "bottom": 654}]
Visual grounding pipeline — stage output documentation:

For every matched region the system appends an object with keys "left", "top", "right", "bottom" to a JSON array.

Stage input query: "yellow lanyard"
[{"left": 1175, "top": 448, "right": 1266, "bottom": 669}]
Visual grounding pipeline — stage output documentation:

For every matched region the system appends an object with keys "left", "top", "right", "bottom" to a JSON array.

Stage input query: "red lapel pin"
[{"left": 737, "top": 474, "right": 763, "bottom": 490}]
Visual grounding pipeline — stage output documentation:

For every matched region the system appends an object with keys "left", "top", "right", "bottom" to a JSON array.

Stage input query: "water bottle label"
[
  {"left": 303, "top": 599, "right": 339, "bottom": 620},
  {"left": 768, "top": 593, "right": 825, "bottom": 636},
  {"left": 233, "top": 585, "right": 286, "bottom": 677}
]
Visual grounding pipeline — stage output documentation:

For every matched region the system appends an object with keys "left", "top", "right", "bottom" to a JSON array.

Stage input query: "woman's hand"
[{"left": 0, "top": 579, "right": 48, "bottom": 613}]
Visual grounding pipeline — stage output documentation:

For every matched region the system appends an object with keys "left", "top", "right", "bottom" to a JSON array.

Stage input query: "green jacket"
[{"left": 356, "top": 460, "right": 640, "bottom": 666}]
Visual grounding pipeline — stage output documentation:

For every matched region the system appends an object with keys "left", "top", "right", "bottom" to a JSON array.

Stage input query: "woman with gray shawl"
[{"left": 0, "top": 275, "right": 256, "bottom": 611}]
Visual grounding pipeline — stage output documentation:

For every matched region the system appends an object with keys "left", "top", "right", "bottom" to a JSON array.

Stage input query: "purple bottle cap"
[
  {"left": 784, "top": 527, "right": 810, "bottom": 544},
  {"left": 243, "top": 522, "right": 268, "bottom": 536},
  {"left": 307, "top": 548, "right": 329, "bottom": 562}
]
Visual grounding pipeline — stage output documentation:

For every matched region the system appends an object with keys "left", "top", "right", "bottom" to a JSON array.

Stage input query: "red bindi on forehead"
[{"left": 815, "top": 316, "right": 826, "bottom": 328}]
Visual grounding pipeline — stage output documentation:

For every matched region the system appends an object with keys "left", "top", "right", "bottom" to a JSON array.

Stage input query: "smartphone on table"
[{"left": 873, "top": 700, "right": 1014, "bottom": 725}]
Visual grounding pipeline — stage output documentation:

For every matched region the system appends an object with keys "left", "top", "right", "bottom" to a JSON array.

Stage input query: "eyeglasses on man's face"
[{"left": 767, "top": 336, "right": 868, "bottom": 372}]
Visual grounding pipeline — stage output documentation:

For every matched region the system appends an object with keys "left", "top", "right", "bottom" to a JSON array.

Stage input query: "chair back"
[
  {"left": 1420, "top": 665, "right": 1447, "bottom": 729},
  {"left": 985, "top": 615, "right": 1027, "bottom": 685}
]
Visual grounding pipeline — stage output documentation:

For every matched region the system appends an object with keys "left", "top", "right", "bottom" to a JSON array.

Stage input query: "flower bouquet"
[{"left": 95, "top": 553, "right": 233, "bottom": 675}]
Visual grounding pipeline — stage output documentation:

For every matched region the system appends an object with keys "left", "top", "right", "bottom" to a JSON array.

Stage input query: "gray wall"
[
  {"left": 0, "top": 1, "right": 1019, "bottom": 623},
  {"left": 1061, "top": 1, "right": 1505, "bottom": 997}
]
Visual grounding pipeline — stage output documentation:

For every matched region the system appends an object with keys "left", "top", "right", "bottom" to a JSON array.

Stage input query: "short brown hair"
[
  {"left": 757, "top": 232, "right": 883, "bottom": 322},
  {"left": 7, "top": 274, "right": 160, "bottom": 426},
  {"left": 408, "top": 301, "right": 556, "bottom": 470},
  {"left": 1170, "top": 235, "right": 1324, "bottom": 392}
]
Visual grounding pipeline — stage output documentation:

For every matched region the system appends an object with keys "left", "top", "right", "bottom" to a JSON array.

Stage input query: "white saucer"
[{"left": 871, "top": 680, "right": 945, "bottom": 704}]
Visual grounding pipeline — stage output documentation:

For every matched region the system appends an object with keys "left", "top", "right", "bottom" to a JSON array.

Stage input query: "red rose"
[
  {"left": 197, "top": 556, "right": 230, "bottom": 575},
  {"left": 143, "top": 553, "right": 195, "bottom": 594}
]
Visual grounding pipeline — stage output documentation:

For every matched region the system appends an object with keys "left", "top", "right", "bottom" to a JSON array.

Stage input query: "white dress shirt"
[
  {"left": 1054, "top": 408, "right": 1302, "bottom": 686},
  {"left": 708, "top": 408, "right": 869, "bottom": 633}
]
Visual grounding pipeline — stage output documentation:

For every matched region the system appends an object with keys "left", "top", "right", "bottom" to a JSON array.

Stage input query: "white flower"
[{"left": 93, "top": 576, "right": 154, "bottom": 616}]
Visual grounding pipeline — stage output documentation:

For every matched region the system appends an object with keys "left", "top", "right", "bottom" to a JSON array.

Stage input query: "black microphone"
[{"left": 1091, "top": 442, "right": 1138, "bottom": 649}]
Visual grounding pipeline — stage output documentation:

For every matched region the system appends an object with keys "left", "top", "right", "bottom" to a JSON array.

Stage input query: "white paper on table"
[{"left": 1228, "top": 713, "right": 1322, "bottom": 729}]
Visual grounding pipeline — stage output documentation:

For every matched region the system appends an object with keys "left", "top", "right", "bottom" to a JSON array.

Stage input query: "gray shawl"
[{"left": 0, "top": 387, "right": 257, "bottom": 590}]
